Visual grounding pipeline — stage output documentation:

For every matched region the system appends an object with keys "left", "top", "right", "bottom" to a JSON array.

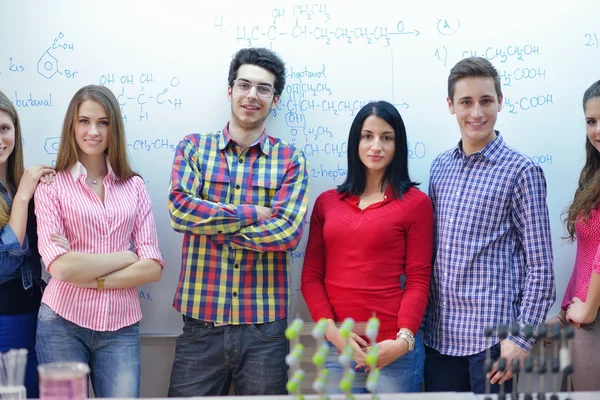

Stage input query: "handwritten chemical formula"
[
  {"left": 502, "top": 94, "right": 553, "bottom": 115},
  {"left": 461, "top": 45, "right": 540, "bottom": 63},
  {"left": 99, "top": 73, "right": 182, "bottom": 123},
  {"left": 214, "top": 4, "right": 419, "bottom": 48},
  {"left": 37, "top": 32, "right": 78, "bottom": 79}
]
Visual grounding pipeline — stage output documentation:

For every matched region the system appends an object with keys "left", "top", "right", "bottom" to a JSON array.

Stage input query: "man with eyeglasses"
[{"left": 167, "top": 47, "right": 309, "bottom": 396}]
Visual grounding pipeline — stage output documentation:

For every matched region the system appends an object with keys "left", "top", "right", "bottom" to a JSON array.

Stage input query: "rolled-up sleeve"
[
  {"left": 132, "top": 177, "right": 164, "bottom": 267},
  {"left": 34, "top": 182, "right": 68, "bottom": 271},
  {"left": 0, "top": 223, "right": 28, "bottom": 275}
]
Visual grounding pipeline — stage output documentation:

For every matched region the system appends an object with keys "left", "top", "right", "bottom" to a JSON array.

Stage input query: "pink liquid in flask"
[{"left": 38, "top": 362, "right": 90, "bottom": 400}]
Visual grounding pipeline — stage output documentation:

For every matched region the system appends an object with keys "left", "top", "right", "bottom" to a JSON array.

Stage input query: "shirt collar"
[
  {"left": 218, "top": 123, "right": 271, "bottom": 155},
  {"left": 452, "top": 130, "right": 505, "bottom": 162},
  {"left": 69, "top": 155, "right": 115, "bottom": 181}
]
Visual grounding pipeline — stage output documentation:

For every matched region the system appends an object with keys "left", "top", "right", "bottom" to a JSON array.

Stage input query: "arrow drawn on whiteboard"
[
  {"left": 390, "top": 29, "right": 420, "bottom": 36},
  {"left": 393, "top": 103, "right": 410, "bottom": 109},
  {"left": 389, "top": 22, "right": 420, "bottom": 37}
]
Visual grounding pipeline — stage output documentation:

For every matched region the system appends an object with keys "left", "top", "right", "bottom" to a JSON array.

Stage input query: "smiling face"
[
  {"left": 358, "top": 115, "right": 396, "bottom": 177},
  {"left": 228, "top": 64, "right": 280, "bottom": 133},
  {"left": 74, "top": 100, "right": 110, "bottom": 160},
  {"left": 585, "top": 97, "right": 600, "bottom": 154},
  {"left": 448, "top": 76, "right": 503, "bottom": 155},
  {"left": 0, "top": 110, "right": 15, "bottom": 168}
]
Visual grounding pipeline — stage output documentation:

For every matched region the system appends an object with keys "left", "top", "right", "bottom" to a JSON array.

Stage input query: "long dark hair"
[
  {"left": 565, "top": 80, "right": 600, "bottom": 239},
  {"left": 337, "top": 101, "right": 417, "bottom": 198}
]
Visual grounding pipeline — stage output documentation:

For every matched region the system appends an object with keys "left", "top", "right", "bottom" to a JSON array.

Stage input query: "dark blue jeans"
[
  {"left": 0, "top": 311, "right": 39, "bottom": 398},
  {"left": 168, "top": 317, "right": 289, "bottom": 397},
  {"left": 424, "top": 343, "right": 513, "bottom": 394}
]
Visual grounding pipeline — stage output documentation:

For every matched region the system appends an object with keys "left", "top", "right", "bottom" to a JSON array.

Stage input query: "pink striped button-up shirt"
[{"left": 34, "top": 162, "right": 164, "bottom": 331}]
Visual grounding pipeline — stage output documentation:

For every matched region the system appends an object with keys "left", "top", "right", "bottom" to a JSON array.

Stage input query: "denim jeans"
[
  {"left": 324, "top": 331, "right": 425, "bottom": 394},
  {"left": 35, "top": 303, "right": 140, "bottom": 398},
  {"left": 424, "top": 342, "right": 513, "bottom": 394},
  {"left": 168, "top": 316, "right": 289, "bottom": 397},
  {"left": 0, "top": 311, "right": 39, "bottom": 398}
]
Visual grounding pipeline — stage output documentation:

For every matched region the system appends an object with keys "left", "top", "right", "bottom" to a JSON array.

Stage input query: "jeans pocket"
[
  {"left": 177, "top": 317, "right": 208, "bottom": 344},
  {"left": 249, "top": 319, "right": 287, "bottom": 341},
  {"left": 38, "top": 303, "right": 59, "bottom": 321}
]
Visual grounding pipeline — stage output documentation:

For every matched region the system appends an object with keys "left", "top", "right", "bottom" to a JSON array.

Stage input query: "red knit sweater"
[{"left": 301, "top": 186, "right": 433, "bottom": 341}]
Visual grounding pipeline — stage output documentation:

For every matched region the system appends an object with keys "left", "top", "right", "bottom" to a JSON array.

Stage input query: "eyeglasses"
[{"left": 233, "top": 80, "right": 275, "bottom": 98}]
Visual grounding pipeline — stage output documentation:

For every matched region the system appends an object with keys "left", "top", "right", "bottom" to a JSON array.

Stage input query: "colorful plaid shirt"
[
  {"left": 169, "top": 124, "right": 309, "bottom": 324},
  {"left": 422, "top": 133, "right": 555, "bottom": 355}
]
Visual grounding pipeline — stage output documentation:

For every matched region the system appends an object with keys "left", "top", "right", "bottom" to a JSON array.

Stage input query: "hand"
[
  {"left": 51, "top": 234, "right": 71, "bottom": 252},
  {"left": 488, "top": 339, "right": 528, "bottom": 385},
  {"left": 40, "top": 170, "right": 56, "bottom": 184},
  {"left": 324, "top": 322, "right": 368, "bottom": 366},
  {"left": 361, "top": 339, "right": 407, "bottom": 370},
  {"left": 543, "top": 310, "right": 567, "bottom": 346},
  {"left": 255, "top": 205, "right": 272, "bottom": 222},
  {"left": 15, "top": 165, "right": 55, "bottom": 202},
  {"left": 566, "top": 297, "right": 597, "bottom": 328}
]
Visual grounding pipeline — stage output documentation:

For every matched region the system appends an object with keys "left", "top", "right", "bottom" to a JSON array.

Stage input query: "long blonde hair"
[
  {"left": 0, "top": 90, "right": 25, "bottom": 227},
  {"left": 55, "top": 85, "right": 136, "bottom": 180}
]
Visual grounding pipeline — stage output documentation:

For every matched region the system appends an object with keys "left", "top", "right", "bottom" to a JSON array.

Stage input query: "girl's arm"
[
  {"left": 73, "top": 258, "right": 162, "bottom": 289},
  {"left": 72, "top": 177, "right": 164, "bottom": 289},
  {"left": 34, "top": 180, "right": 138, "bottom": 283}
]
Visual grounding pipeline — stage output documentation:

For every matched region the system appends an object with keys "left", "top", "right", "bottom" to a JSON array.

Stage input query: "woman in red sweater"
[{"left": 301, "top": 100, "right": 433, "bottom": 393}]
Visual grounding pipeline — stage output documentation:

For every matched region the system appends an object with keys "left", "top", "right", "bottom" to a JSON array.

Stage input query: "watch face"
[{"left": 398, "top": 332, "right": 415, "bottom": 351}]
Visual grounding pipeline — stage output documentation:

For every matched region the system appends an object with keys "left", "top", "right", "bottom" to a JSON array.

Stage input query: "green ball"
[
  {"left": 286, "top": 380, "right": 299, "bottom": 393},
  {"left": 312, "top": 353, "right": 325, "bottom": 367},
  {"left": 366, "top": 353, "right": 378, "bottom": 367},
  {"left": 339, "top": 327, "right": 350, "bottom": 339},
  {"left": 339, "top": 379, "right": 352, "bottom": 392},
  {"left": 285, "top": 328, "right": 298, "bottom": 340}
]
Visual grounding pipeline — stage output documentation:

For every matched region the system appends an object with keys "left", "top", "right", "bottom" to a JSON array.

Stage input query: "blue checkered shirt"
[{"left": 422, "top": 133, "right": 555, "bottom": 355}]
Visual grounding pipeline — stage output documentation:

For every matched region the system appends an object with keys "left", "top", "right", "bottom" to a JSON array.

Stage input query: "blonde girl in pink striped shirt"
[{"left": 33, "top": 85, "right": 164, "bottom": 398}]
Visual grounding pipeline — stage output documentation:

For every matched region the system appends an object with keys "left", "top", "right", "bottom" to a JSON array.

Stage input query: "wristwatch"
[
  {"left": 396, "top": 330, "right": 415, "bottom": 352},
  {"left": 96, "top": 275, "right": 106, "bottom": 291}
]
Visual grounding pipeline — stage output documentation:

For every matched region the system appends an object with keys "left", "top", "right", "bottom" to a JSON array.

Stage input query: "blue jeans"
[
  {"left": 168, "top": 316, "right": 289, "bottom": 396},
  {"left": 424, "top": 342, "right": 513, "bottom": 394},
  {"left": 324, "top": 331, "right": 425, "bottom": 394},
  {"left": 35, "top": 303, "right": 140, "bottom": 398},
  {"left": 0, "top": 311, "right": 39, "bottom": 398}
]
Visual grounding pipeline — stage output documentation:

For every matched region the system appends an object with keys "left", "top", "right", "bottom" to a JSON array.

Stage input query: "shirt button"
[
  {"left": 233, "top": 291, "right": 238, "bottom": 297},
  {"left": 444, "top": 272, "right": 448, "bottom": 277},
  {"left": 449, "top": 217, "right": 454, "bottom": 223},
  {"left": 234, "top": 264, "right": 239, "bottom": 269},
  {"left": 238, "top": 158, "right": 244, "bottom": 164},
  {"left": 455, "top": 191, "right": 460, "bottom": 197},
  {"left": 443, "top": 302, "right": 448, "bottom": 306},
  {"left": 235, "top": 185, "right": 241, "bottom": 190},
  {"left": 445, "top": 245, "right": 449, "bottom": 250}
]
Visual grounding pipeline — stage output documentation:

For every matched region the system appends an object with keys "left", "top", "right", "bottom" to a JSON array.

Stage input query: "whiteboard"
[{"left": 2, "top": 0, "right": 599, "bottom": 336}]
